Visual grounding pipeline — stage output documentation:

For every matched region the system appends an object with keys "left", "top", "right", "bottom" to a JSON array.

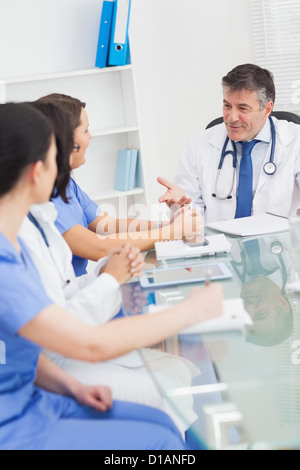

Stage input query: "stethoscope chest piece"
[
  {"left": 264, "top": 161, "right": 277, "bottom": 176},
  {"left": 271, "top": 242, "right": 283, "bottom": 255}
]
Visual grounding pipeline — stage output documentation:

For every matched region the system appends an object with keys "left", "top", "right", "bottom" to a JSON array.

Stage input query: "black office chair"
[{"left": 206, "top": 111, "right": 300, "bottom": 129}]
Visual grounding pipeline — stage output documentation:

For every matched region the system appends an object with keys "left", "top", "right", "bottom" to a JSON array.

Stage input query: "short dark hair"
[
  {"left": 0, "top": 103, "right": 53, "bottom": 197},
  {"left": 29, "top": 101, "right": 73, "bottom": 203},
  {"left": 38, "top": 93, "right": 86, "bottom": 132},
  {"left": 222, "top": 64, "right": 276, "bottom": 110}
]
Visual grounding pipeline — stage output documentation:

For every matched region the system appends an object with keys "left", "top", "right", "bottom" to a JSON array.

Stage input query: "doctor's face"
[{"left": 223, "top": 88, "right": 273, "bottom": 142}]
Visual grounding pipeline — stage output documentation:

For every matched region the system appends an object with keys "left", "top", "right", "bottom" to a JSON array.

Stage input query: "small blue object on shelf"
[
  {"left": 115, "top": 149, "right": 132, "bottom": 191},
  {"left": 95, "top": 1, "right": 115, "bottom": 68},
  {"left": 115, "top": 148, "right": 139, "bottom": 191},
  {"left": 127, "top": 149, "right": 138, "bottom": 191},
  {"left": 108, "top": 0, "right": 132, "bottom": 66}
]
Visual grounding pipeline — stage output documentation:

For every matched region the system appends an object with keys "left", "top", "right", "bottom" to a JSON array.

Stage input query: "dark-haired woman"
[
  {"left": 19, "top": 102, "right": 200, "bottom": 436},
  {"left": 20, "top": 100, "right": 144, "bottom": 325},
  {"left": 39, "top": 93, "right": 202, "bottom": 276},
  {"left": 0, "top": 103, "right": 223, "bottom": 450}
]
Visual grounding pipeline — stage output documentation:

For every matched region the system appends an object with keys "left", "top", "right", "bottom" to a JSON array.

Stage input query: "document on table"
[
  {"left": 155, "top": 234, "right": 232, "bottom": 261},
  {"left": 206, "top": 213, "right": 290, "bottom": 237},
  {"left": 148, "top": 298, "right": 253, "bottom": 334}
]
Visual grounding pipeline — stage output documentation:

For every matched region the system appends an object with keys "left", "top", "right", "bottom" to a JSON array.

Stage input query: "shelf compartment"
[
  {"left": 91, "top": 126, "right": 139, "bottom": 138},
  {"left": 88, "top": 187, "right": 144, "bottom": 202},
  {"left": 1, "top": 67, "right": 138, "bottom": 131},
  {"left": 73, "top": 132, "right": 143, "bottom": 200},
  {"left": 2, "top": 65, "right": 134, "bottom": 84}
]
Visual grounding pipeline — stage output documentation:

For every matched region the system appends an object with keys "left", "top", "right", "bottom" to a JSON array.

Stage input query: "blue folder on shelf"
[
  {"left": 128, "top": 149, "right": 138, "bottom": 190},
  {"left": 95, "top": 1, "right": 115, "bottom": 68},
  {"left": 108, "top": 0, "right": 132, "bottom": 66},
  {"left": 115, "top": 149, "right": 132, "bottom": 191}
]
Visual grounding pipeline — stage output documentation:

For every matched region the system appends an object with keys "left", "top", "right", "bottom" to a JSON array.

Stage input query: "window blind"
[{"left": 250, "top": 0, "right": 300, "bottom": 114}]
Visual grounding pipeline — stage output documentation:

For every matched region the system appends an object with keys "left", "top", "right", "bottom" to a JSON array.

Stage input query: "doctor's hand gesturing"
[{"left": 157, "top": 177, "right": 192, "bottom": 211}]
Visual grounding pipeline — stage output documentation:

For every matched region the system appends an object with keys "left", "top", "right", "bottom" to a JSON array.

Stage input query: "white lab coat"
[
  {"left": 19, "top": 202, "right": 199, "bottom": 434},
  {"left": 19, "top": 202, "right": 122, "bottom": 326},
  {"left": 175, "top": 118, "right": 300, "bottom": 223}
]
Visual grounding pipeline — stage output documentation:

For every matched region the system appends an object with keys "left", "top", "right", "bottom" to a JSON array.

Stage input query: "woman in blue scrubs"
[
  {"left": 0, "top": 102, "right": 189, "bottom": 451},
  {"left": 38, "top": 93, "right": 201, "bottom": 276},
  {"left": 0, "top": 103, "right": 223, "bottom": 450}
]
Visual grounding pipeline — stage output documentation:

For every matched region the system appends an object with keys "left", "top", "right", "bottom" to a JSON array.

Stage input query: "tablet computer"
[{"left": 139, "top": 262, "right": 233, "bottom": 289}]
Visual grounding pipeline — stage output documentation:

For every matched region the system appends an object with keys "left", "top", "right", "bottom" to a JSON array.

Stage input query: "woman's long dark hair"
[
  {"left": 29, "top": 101, "right": 74, "bottom": 203},
  {"left": 0, "top": 103, "right": 54, "bottom": 198},
  {"left": 37, "top": 94, "right": 87, "bottom": 202},
  {"left": 38, "top": 93, "right": 86, "bottom": 132}
]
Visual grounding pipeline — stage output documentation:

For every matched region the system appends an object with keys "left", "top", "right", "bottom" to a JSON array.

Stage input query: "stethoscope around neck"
[
  {"left": 212, "top": 116, "right": 277, "bottom": 200},
  {"left": 27, "top": 213, "right": 71, "bottom": 288}
]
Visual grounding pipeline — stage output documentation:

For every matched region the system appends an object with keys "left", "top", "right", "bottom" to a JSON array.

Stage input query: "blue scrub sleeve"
[
  {"left": 53, "top": 179, "right": 101, "bottom": 235},
  {"left": 0, "top": 260, "right": 53, "bottom": 335},
  {"left": 73, "top": 181, "right": 101, "bottom": 225}
]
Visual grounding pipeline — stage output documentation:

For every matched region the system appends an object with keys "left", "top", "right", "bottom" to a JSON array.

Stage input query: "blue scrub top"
[
  {"left": 0, "top": 233, "right": 187, "bottom": 451},
  {"left": 0, "top": 233, "right": 65, "bottom": 449},
  {"left": 52, "top": 178, "right": 101, "bottom": 276}
]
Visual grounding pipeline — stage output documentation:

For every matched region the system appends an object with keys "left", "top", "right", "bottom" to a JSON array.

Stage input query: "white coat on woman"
[{"left": 19, "top": 202, "right": 199, "bottom": 434}]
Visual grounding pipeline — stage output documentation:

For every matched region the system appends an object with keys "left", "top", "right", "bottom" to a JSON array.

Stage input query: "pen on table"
[
  {"left": 205, "top": 269, "right": 212, "bottom": 287},
  {"left": 265, "top": 211, "right": 289, "bottom": 220}
]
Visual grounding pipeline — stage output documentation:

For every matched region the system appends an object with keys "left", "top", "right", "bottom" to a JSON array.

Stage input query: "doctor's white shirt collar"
[{"left": 234, "top": 117, "right": 271, "bottom": 145}]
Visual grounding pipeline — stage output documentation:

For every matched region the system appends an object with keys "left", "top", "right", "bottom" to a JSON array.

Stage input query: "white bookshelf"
[
  {"left": 0, "top": 64, "right": 148, "bottom": 217},
  {"left": 1, "top": 65, "right": 133, "bottom": 84}
]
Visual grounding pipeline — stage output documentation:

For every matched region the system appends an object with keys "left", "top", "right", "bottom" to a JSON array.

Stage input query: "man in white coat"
[{"left": 158, "top": 64, "right": 300, "bottom": 223}]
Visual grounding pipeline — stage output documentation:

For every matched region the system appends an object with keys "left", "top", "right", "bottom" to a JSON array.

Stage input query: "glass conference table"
[{"left": 121, "top": 229, "right": 300, "bottom": 450}]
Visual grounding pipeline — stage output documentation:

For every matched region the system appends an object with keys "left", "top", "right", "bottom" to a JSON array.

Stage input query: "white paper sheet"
[
  {"left": 206, "top": 213, "right": 289, "bottom": 237},
  {"left": 148, "top": 298, "right": 253, "bottom": 334},
  {"left": 155, "top": 234, "right": 232, "bottom": 261}
]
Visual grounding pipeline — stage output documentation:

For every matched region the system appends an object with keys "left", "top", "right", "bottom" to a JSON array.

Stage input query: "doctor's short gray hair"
[{"left": 222, "top": 64, "right": 276, "bottom": 110}]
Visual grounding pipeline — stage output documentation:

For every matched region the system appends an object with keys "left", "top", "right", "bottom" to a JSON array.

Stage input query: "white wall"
[
  {"left": 130, "top": 0, "right": 255, "bottom": 205},
  {"left": 0, "top": 0, "right": 102, "bottom": 78},
  {"left": 0, "top": 0, "right": 255, "bottom": 208}
]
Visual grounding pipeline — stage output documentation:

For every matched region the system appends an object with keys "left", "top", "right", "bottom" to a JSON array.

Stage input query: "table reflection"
[{"left": 122, "top": 231, "right": 300, "bottom": 449}]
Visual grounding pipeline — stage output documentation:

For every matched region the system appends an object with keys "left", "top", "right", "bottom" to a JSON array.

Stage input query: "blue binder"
[
  {"left": 127, "top": 149, "right": 138, "bottom": 190},
  {"left": 115, "top": 149, "right": 132, "bottom": 191},
  {"left": 95, "top": 1, "right": 115, "bottom": 68},
  {"left": 108, "top": 0, "right": 132, "bottom": 66}
]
